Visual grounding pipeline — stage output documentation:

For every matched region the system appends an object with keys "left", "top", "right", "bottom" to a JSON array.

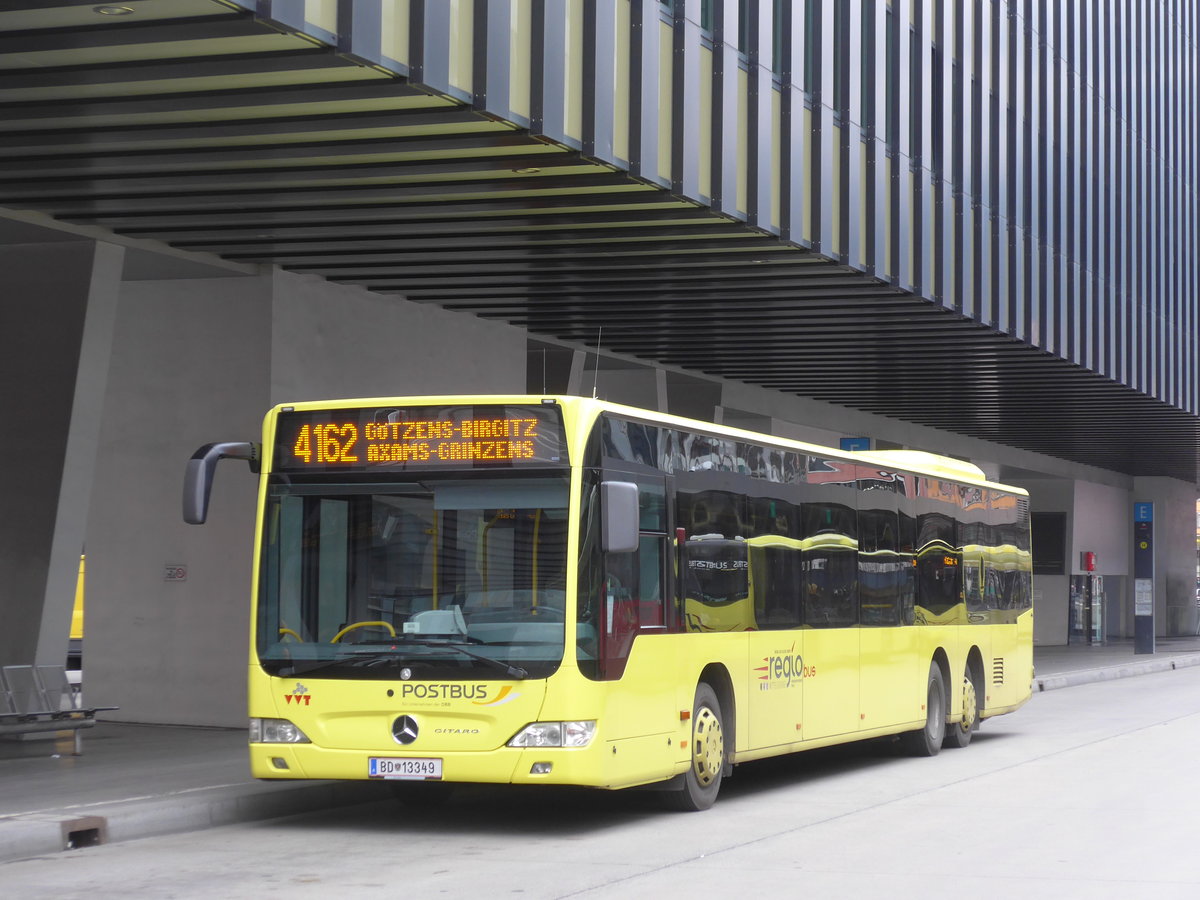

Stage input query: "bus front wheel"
[
  {"left": 664, "top": 683, "right": 725, "bottom": 812},
  {"left": 900, "top": 662, "right": 945, "bottom": 757}
]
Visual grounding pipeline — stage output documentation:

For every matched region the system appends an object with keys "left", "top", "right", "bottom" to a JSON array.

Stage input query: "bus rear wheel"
[
  {"left": 663, "top": 683, "right": 725, "bottom": 812},
  {"left": 900, "top": 662, "right": 945, "bottom": 757},
  {"left": 944, "top": 665, "right": 980, "bottom": 749}
]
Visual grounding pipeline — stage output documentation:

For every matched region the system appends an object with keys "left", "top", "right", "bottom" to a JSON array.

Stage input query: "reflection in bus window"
[
  {"left": 749, "top": 539, "right": 802, "bottom": 629},
  {"left": 858, "top": 506, "right": 902, "bottom": 626},
  {"left": 802, "top": 541, "right": 858, "bottom": 626},
  {"left": 801, "top": 500, "right": 857, "bottom": 628},
  {"left": 914, "top": 543, "right": 961, "bottom": 619},
  {"left": 682, "top": 538, "right": 751, "bottom": 631}
]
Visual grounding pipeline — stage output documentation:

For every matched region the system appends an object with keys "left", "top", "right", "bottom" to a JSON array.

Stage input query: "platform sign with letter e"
[{"left": 1133, "top": 503, "right": 1153, "bottom": 654}]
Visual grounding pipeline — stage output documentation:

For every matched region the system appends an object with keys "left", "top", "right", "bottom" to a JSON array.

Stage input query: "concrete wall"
[
  {"left": 85, "top": 275, "right": 270, "bottom": 726},
  {"left": 83, "top": 267, "right": 528, "bottom": 726},
  {"left": 270, "top": 271, "right": 526, "bottom": 403},
  {"left": 1072, "top": 481, "right": 1130, "bottom": 577},
  {"left": 1020, "top": 478, "right": 1076, "bottom": 646}
]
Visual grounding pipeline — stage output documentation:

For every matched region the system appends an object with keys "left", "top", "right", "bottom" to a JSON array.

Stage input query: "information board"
[{"left": 274, "top": 404, "right": 566, "bottom": 472}]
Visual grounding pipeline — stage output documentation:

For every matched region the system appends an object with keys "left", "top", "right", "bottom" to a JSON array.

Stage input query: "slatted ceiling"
[
  {"left": 0, "top": 106, "right": 484, "bottom": 158},
  {"left": 102, "top": 197, "right": 703, "bottom": 235},
  {"left": 0, "top": 0, "right": 245, "bottom": 26},
  {"left": 243, "top": 224, "right": 768, "bottom": 258},
  {"left": 0, "top": 2, "right": 1197, "bottom": 481},
  {"left": 0, "top": 80, "right": 429, "bottom": 128},
  {"left": 3, "top": 161, "right": 610, "bottom": 205}
]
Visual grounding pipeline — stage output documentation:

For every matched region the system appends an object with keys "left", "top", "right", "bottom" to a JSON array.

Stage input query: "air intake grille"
[{"left": 992, "top": 658, "right": 1005, "bottom": 685}]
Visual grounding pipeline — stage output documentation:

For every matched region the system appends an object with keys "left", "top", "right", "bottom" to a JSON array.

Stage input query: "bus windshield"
[{"left": 257, "top": 471, "right": 570, "bottom": 680}]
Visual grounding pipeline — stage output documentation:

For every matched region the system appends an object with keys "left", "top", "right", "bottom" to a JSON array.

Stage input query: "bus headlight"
[
  {"left": 507, "top": 721, "right": 596, "bottom": 748},
  {"left": 249, "top": 717, "right": 311, "bottom": 744}
]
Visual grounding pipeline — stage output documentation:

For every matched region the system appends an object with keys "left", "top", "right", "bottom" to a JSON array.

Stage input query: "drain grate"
[{"left": 62, "top": 816, "right": 107, "bottom": 850}]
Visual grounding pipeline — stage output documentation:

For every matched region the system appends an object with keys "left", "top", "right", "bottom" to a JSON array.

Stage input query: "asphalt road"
[{"left": 5, "top": 666, "right": 1200, "bottom": 899}]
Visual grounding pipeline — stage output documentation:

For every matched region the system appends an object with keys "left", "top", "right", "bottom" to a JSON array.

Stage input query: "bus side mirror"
[
  {"left": 601, "top": 481, "right": 640, "bottom": 553},
  {"left": 183, "top": 441, "right": 260, "bottom": 524}
]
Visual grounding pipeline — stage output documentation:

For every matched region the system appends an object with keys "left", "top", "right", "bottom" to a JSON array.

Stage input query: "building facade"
[{"left": 0, "top": 0, "right": 1196, "bottom": 725}]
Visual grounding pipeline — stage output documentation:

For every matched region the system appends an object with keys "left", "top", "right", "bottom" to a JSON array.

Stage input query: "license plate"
[{"left": 368, "top": 757, "right": 443, "bottom": 780}]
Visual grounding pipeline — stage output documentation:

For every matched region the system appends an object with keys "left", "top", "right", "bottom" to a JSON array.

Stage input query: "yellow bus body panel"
[
  {"left": 252, "top": 634, "right": 718, "bottom": 789},
  {"left": 249, "top": 606, "right": 1033, "bottom": 788},
  {"left": 71, "top": 555, "right": 85, "bottom": 641}
]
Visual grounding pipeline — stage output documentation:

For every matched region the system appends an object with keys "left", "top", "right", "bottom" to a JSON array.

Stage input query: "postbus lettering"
[{"left": 399, "top": 683, "right": 489, "bottom": 701}]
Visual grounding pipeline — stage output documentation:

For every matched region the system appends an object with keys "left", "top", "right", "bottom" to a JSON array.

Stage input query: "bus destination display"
[{"left": 274, "top": 405, "right": 565, "bottom": 471}]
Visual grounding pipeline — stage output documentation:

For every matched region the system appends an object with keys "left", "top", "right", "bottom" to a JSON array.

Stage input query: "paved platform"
[{"left": 4, "top": 637, "right": 1200, "bottom": 864}]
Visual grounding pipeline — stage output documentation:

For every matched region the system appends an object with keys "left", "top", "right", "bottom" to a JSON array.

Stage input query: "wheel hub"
[
  {"left": 959, "top": 676, "right": 977, "bottom": 732},
  {"left": 692, "top": 706, "right": 724, "bottom": 787}
]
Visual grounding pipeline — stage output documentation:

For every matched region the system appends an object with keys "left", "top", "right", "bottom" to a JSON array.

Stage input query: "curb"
[
  {"left": 1034, "top": 652, "right": 1200, "bottom": 693},
  {"left": 0, "top": 779, "right": 387, "bottom": 864}
]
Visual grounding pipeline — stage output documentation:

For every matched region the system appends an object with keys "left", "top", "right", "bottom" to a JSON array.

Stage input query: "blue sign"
[
  {"left": 840, "top": 437, "right": 871, "bottom": 452},
  {"left": 1134, "top": 502, "right": 1154, "bottom": 522}
]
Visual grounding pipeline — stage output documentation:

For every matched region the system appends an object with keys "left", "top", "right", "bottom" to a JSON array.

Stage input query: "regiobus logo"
[{"left": 755, "top": 644, "right": 807, "bottom": 690}]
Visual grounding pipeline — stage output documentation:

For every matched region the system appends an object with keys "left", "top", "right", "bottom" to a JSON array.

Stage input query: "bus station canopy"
[{"left": 0, "top": 0, "right": 1196, "bottom": 481}]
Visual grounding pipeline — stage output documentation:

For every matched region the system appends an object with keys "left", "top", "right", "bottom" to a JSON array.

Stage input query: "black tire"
[
  {"left": 663, "top": 683, "right": 725, "bottom": 812},
  {"left": 900, "top": 662, "right": 946, "bottom": 757},
  {"left": 389, "top": 780, "right": 454, "bottom": 807},
  {"left": 943, "top": 664, "right": 980, "bottom": 749}
]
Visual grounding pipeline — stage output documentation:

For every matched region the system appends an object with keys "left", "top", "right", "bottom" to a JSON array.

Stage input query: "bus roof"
[{"left": 267, "top": 394, "right": 1028, "bottom": 496}]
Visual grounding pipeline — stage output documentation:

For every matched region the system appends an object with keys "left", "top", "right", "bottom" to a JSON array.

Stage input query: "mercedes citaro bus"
[{"left": 184, "top": 395, "right": 1033, "bottom": 810}]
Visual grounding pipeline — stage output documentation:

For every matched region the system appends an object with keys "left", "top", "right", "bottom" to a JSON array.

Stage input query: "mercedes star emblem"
[{"left": 392, "top": 715, "right": 419, "bottom": 745}]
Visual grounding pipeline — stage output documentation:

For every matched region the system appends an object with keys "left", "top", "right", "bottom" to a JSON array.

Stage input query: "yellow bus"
[
  {"left": 184, "top": 396, "right": 1033, "bottom": 811},
  {"left": 68, "top": 554, "right": 85, "bottom": 673}
]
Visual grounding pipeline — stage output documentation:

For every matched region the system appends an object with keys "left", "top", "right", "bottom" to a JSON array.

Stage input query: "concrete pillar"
[
  {"left": 1008, "top": 476, "right": 1074, "bottom": 645},
  {"left": 567, "top": 349, "right": 589, "bottom": 396},
  {"left": 561, "top": 344, "right": 658, "bottom": 409},
  {"left": 0, "top": 239, "right": 121, "bottom": 668}
]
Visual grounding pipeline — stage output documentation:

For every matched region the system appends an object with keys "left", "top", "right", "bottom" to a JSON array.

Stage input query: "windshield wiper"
[
  {"left": 272, "top": 640, "right": 527, "bottom": 680},
  {"left": 395, "top": 636, "right": 529, "bottom": 679},
  {"left": 271, "top": 651, "right": 394, "bottom": 678}
]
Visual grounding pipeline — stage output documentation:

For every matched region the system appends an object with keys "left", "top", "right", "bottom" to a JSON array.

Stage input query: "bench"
[{"left": 0, "top": 664, "right": 117, "bottom": 756}]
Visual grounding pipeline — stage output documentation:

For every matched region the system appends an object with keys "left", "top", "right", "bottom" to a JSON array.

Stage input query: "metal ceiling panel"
[{"left": 0, "top": 0, "right": 1196, "bottom": 482}]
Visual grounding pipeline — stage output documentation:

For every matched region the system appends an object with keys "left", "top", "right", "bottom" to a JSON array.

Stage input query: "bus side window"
[
  {"left": 635, "top": 535, "right": 665, "bottom": 626},
  {"left": 898, "top": 506, "right": 917, "bottom": 624},
  {"left": 801, "top": 500, "right": 858, "bottom": 627},
  {"left": 604, "top": 552, "right": 640, "bottom": 635},
  {"left": 602, "top": 534, "right": 665, "bottom": 629},
  {"left": 627, "top": 480, "right": 667, "bottom": 628},
  {"left": 752, "top": 544, "right": 801, "bottom": 628},
  {"left": 599, "top": 478, "right": 668, "bottom": 667}
]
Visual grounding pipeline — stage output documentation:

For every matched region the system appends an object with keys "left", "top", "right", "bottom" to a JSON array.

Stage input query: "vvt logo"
[{"left": 284, "top": 683, "right": 312, "bottom": 705}]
